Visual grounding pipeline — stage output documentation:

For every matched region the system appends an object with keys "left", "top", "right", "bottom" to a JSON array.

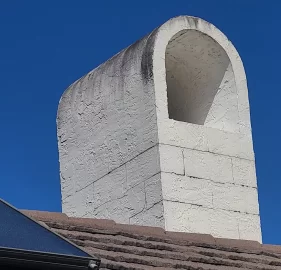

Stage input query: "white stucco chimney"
[{"left": 57, "top": 16, "right": 261, "bottom": 242}]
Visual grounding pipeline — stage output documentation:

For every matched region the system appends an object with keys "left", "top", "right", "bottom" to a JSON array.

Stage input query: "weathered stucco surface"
[{"left": 57, "top": 16, "right": 261, "bottom": 242}]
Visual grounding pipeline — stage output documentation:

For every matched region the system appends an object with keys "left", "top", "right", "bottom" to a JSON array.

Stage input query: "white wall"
[{"left": 57, "top": 34, "right": 159, "bottom": 202}]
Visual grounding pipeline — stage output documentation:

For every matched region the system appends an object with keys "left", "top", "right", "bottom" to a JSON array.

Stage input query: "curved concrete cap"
[{"left": 57, "top": 16, "right": 260, "bottom": 242}]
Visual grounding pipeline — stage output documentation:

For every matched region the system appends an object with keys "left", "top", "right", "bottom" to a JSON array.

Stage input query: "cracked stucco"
[{"left": 57, "top": 16, "right": 261, "bottom": 242}]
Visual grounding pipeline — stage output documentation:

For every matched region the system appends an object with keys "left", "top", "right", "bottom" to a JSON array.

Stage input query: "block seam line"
[
  {"left": 128, "top": 201, "right": 163, "bottom": 222},
  {"left": 161, "top": 171, "right": 258, "bottom": 189},
  {"left": 163, "top": 199, "right": 260, "bottom": 216},
  {"left": 231, "top": 157, "right": 235, "bottom": 183},
  {"left": 129, "top": 182, "right": 147, "bottom": 223},
  {"left": 159, "top": 142, "right": 255, "bottom": 162},
  {"left": 182, "top": 148, "right": 185, "bottom": 176}
]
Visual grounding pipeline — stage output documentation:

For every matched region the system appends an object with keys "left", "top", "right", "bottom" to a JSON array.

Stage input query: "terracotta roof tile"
[{"left": 22, "top": 210, "right": 281, "bottom": 270}]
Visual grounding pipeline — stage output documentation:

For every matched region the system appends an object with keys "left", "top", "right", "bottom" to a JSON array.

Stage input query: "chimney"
[{"left": 57, "top": 16, "right": 261, "bottom": 242}]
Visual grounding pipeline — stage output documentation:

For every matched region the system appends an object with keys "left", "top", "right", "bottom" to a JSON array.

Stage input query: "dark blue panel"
[{"left": 0, "top": 200, "right": 91, "bottom": 257}]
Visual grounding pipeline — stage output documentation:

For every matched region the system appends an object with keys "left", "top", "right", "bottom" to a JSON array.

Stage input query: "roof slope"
[{"left": 23, "top": 210, "right": 281, "bottom": 270}]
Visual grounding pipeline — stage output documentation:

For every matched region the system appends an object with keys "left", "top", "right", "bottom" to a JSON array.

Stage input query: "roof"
[{"left": 23, "top": 210, "right": 281, "bottom": 270}]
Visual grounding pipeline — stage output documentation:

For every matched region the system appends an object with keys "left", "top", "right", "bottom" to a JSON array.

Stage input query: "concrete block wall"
[
  {"left": 57, "top": 16, "right": 262, "bottom": 242},
  {"left": 62, "top": 145, "right": 165, "bottom": 227},
  {"left": 159, "top": 144, "right": 261, "bottom": 241}
]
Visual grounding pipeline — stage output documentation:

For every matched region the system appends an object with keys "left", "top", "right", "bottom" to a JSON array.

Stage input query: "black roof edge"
[{"left": 0, "top": 247, "right": 100, "bottom": 269}]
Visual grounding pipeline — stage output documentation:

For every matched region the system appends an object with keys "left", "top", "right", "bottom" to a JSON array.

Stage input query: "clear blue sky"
[{"left": 0, "top": 1, "right": 280, "bottom": 244}]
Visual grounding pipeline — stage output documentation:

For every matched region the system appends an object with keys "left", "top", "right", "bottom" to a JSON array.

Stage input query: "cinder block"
[
  {"left": 183, "top": 148, "right": 233, "bottom": 183},
  {"left": 90, "top": 182, "right": 146, "bottom": 223},
  {"left": 232, "top": 157, "right": 257, "bottom": 187},
  {"left": 163, "top": 201, "right": 240, "bottom": 240},
  {"left": 145, "top": 173, "right": 163, "bottom": 209},
  {"left": 159, "top": 144, "right": 184, "bottom": 175},
  {"left": 206, "top": 128, "right": 254, "bottom": 160},
  {"left": 157, "top": 121, "right": 208, "bottom": 153},
  {"left": 127, "top": 182, "right": 146, "bottom": 216},
  {"left": 161, "top": 172, "right": 212, "bottom": 207},
  {"left": 62, "top": 184, "right": 94, "bottom": 217},
  {"left": 209, "top": 208, "right": 241, "bottom": 240},
  {"left": 212, "top": 184, "right": 259, "bottom": 214},
  {"left": 60, "top": 152, "right": 99, "bottom": 199},
  {"left": 130, "top": 202, "right": 165, "bottom": 228},
  {"left": 237, "top": 212, "right": 262, "bottom": 242},
  {"left": 93, "top": 166, "right": 127, "bottom": 208},
  {"left": 91, "top": 195, "right": 132, "bottom": 224},
  {"left": 126, "top": 145, "right": 160, "bottom": 188}
]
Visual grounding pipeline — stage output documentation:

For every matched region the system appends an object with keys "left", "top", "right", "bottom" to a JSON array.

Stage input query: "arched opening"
[{"left": 165, "top": 30, "right": 239, "bottom": 133}]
